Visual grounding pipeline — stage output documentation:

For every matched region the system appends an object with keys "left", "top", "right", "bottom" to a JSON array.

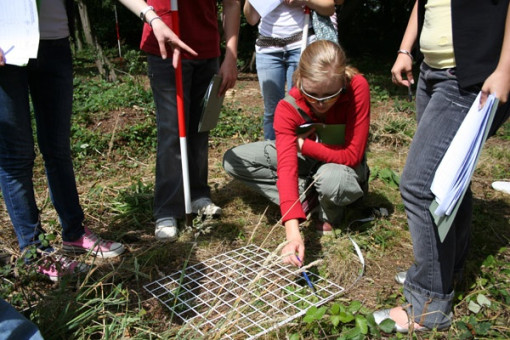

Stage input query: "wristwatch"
[{"left": 140, "top": 6, "right": 154, "bottom": 22}]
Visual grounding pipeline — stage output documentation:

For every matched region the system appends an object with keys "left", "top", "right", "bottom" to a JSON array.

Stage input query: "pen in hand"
[
  {"left": 4, "top": 45, "right": 14, "bottom": 55},
  {"left": 1, "top": 46, "right": 14, "bottom": 65},
  {"left": 295, "top": 255, "right": 317, "bottom": 294},
  {"left": 407, "top": 84, "right": 413, "bottom": 102}
]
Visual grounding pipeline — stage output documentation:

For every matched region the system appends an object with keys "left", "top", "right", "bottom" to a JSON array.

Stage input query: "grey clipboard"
[{"left": 198, "top": 74, "right": 224, "bottom": 132}]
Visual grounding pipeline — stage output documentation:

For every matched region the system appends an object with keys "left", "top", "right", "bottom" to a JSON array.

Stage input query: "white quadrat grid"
[{"left": 144, "top": 244, "right": 346, "bottom": 339}]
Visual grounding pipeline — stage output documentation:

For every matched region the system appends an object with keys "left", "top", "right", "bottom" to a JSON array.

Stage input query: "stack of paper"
[
  {"left": 429, "top": 92, "right": 499, "bottom": 241},
  {"left": 0, "top": 0, "right": 40, "bottom": 66},
  {"left": 247, "top": 0, "right": 283, "bottom": 18}
]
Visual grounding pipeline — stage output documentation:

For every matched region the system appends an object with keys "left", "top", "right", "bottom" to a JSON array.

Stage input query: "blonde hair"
[{"left": 293, "top": 40, "right": 359, "bottom": 90}]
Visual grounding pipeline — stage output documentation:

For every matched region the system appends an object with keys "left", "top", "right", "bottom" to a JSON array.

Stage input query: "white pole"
[
  {"left": 114, "top": 5, "right": 122, "bottom": 58},
  {"left": 300, "top": 8, "right": 310, "bottom": 55}
]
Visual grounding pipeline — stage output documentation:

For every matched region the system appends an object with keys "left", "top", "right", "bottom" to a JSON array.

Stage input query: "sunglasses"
[{"left": 300, "top": 84, "right": 344, "bottom": 104}]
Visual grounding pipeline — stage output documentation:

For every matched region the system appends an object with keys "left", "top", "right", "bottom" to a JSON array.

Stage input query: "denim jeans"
[
  {"left": 0, "top": 38, "right": 84, "bottom": 251},
  {"left": 147, "top": 55, "right": 218, "bottom": 220},
  {"left": 0, "top": 298, "right": 43, "bottom": 340},
  {"left": 256, "top": 49, "right": 301, "bottom": 140},
  {"left": 223, "top": 140, "right": 368, "bottom": 224},
  {"left": 400, "top": 62, "right": 510, "bottom": 329}
]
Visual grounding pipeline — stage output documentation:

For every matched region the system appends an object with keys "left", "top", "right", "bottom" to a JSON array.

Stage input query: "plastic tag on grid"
[{"left": 144, "top": 244, "right": 345, "bottom": 339}]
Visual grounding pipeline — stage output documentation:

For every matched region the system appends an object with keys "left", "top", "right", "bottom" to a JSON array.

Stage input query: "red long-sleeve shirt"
[
  {"left": 274, "top": 74, "right": 370, "bottom": 223},
  {"left": 139, "top": 0, "right": 220, "bottom": 60}
]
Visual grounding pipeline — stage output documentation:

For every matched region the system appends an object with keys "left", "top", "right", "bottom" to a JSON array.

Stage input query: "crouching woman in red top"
[{"left": 223, "top": 40, "right": 370, "bottom": 266}]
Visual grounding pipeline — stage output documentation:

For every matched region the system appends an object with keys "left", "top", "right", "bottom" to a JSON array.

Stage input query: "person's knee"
[
  {"left": 315, "top": 163, "right": 363, "bottom": 204},
  {"left": 222, "top": 148, "right": 237, "bottom": 177},
  {"left": 399, "top": 167, "right": 416, "bottom": 203},
  {"left": 223, "top": 146, "right": 250, "bottom": 179},
  {"left": 315, "top": 163, "right": 352, "bottom": 189}
]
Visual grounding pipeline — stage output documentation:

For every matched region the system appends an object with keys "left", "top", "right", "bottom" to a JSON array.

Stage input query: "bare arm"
[
  {"left": 243, "top": 0, "right": 261, "bottom": 26},
  {"left": 481, "top": 3, "right": 510, "bottom": 105},
  {"left": 117, "top": 0, "right": 197, "bottom": 67},
  {"left": 390, "top": 0, "right": 418, "bottom": 88},
  {"left": 218, "top": 0, "right": 240, "bottom": 96}
]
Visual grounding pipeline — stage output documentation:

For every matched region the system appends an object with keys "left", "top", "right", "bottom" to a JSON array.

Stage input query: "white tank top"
[{"left": 257, "top": 3, "right": 314, "bottom": 53}]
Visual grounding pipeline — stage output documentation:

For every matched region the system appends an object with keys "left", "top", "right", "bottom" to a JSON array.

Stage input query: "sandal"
[{"left": 373, "top": 307, "right": 429, "bottom": 333}]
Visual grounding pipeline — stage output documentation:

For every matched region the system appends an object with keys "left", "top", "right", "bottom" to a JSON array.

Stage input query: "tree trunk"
[
  {"left": 73, "top": 14, "right": 83, "bottom": 52},
  {"left": 94, "top": 36, "right": 118, "bottom": 82},
  {"left": 77, "top": 0, "right": 94, "bottom": 46},
  {"left": 76, "top": 0, "right": 117, "bottom": 81}
]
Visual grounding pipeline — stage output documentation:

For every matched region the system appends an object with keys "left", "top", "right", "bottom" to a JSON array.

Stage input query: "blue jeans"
[
  {"left": 400, "top": 62, "right": 510, "bottom": 329},
  {"left": 256, "top": 49, "right": 301, "bottom": 140},
  {"left": 0, "top": 298, "right": 43, "bottom": 340},
  {"left": 0, "top": 38, "right": 84, "bottom": 251},
  {"left": 147, "top": 55, "right": 218, "bottom": 220}
]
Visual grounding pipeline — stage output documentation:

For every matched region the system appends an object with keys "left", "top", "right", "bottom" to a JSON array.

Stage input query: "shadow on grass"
[
  {"left": 459, "top": 196, "right": 510, "bottom": 293},
  {"left": 215, "top": 178, "right": 281, "bottom": 227}
]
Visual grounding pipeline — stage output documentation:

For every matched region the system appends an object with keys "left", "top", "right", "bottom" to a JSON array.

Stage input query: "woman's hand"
[
  {"left": 150, "top": 19, "right": 197, "bottom": 68},
  {"left": 0, "top": 48, "right": 5, "bottom": 67},
  {"left": 117, "top": 0, "right": 197, "bottom": 68},
  {"left": 282, "top": 219, "right": 305, "bottom": 267},
  {"left": 296, "top": 127, "right": 315, "bottom": 152},
  {"left": 218, "top": 56, "right": 238, "bottom": 96},
  {"left": 391, "top": 53, "right": 414, "bottom": 88},
  {"left": 481, "top": 69, "right": 510, "bottom": 107}
]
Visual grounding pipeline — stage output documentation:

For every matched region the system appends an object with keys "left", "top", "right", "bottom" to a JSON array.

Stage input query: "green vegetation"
[{"left": 0, "top": 49, "right": 508, "bottom": 339}]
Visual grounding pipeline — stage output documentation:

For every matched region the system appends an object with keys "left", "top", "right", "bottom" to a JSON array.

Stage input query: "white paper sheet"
[
  {"left": 430, "top": 92, "right": 498, "bottom": 217},
  {"left": 0, "top": 0, "right": 40, "bottom": 66},
  {"left": 248, "top": 0, "right": 283, "bottom": 18}
]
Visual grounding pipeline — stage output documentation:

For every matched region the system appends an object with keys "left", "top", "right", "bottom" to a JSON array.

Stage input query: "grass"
[{"left": 0, "top": 51, "right": 509, "bottom": 339}]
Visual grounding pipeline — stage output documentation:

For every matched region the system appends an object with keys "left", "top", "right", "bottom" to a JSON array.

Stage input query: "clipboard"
[
  {"left": 296, "top": 123, "right": 345, "bottom": 145},
  {"left": 198, "top": 74, "right": 224, "bottom": 132},
  {"left": 429, "top": 93, "right": 499, "bottom": 242}
]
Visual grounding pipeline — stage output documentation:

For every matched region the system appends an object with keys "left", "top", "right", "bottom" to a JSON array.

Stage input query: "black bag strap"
[{"left": 283, "top": 95, "right": 313, "bottom": 123}]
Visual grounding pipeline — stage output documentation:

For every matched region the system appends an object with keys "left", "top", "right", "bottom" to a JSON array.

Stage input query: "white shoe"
[
  {"left": 492, "top": 181, "right": 510, "bottom": 194},
  {"left": 395, "top": 271, "right": 406, "bottom": 284},
  {"left": 191, "top": 197, "right": 222, "bottom": 217},
  {"left": 155, "top": 217, "right": 179, "bottom": 241}
]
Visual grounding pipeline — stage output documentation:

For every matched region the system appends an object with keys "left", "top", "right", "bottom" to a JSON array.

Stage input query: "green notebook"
[{"left": 296, "top": 123, "right": 345, "bottom": 145}]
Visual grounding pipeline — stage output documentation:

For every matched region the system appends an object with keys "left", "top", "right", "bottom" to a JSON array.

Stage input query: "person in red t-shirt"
[
  {"left": 224, "top": 40, "right": 370, "bottom": 266},
  {"left": 122, "top": 0, "right": 240, "bottom": 242},
  {"left": 118, "top": 0, "right": 196, "bottom": 68}
]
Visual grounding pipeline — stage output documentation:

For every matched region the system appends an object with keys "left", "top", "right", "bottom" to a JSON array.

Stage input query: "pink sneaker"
[
  {"left": 316, "top": 220, "right": 335, "bottom": 236},
  {"left": 63, "top": 228, "right": 125, "bottom": 258},
  {"left": 37, "top": 254, "right": 89, "bottom": 282}
]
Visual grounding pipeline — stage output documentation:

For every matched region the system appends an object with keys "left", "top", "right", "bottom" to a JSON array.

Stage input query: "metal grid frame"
[{"left": 144, "top": 244, "right": 345, "bottom": 339}]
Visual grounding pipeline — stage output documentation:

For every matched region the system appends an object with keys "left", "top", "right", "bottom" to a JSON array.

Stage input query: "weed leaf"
[
  {"left": 468, "top": 300, "right": 481, "bottom": 314},
  {"left": 355, "top": 315, "right": 368, "bottom": 334},
  {"left": 378, "top": 318, "right": 396, "bottom": 333},
  {"left": 476, "top": 293, "right": 491, "bottom": 307}
]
